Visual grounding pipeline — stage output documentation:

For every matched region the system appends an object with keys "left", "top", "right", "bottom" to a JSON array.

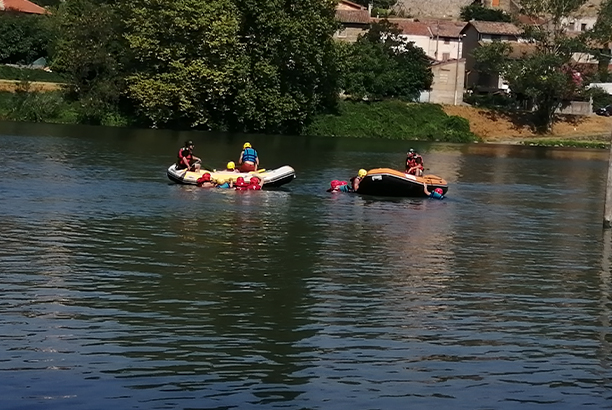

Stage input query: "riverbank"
[{"left": 443, "top": 105, "right": 612, "bottom": 146}]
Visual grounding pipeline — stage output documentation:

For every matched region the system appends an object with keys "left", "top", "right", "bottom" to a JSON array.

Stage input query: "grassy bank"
[
  {"left": 306, "top": 100, "right": 479, "bottom": 143},
  {"left": 0, "top": 66, "right": 66, "bottom": 83}
]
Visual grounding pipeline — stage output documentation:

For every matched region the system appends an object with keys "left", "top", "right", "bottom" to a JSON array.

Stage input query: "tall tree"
[
  {"left": 473, "top": 0, "right": 589, "bottom": 131},
  {"left": 50, "top": 0, "right": 125, "bottom": 123},
  {"left": 0, "top": 12, "right": 52, "bottom": 65},
  {"left": 123, "top": 0, "right": 242, "bottom": 128},
  {"left": 342, "top": 20, "right": 433, "bottom": 101},
  {"left": 226, "top": 0, "right": 340, "bottom": 133}
]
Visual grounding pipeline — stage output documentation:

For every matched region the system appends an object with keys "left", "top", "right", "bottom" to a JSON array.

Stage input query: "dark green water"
[{"left": 1, "top": 121, "right": 611, "bottom": 409}]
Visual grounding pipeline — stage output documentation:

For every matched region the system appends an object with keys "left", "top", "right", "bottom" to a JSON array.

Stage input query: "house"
[
  {"left": 420, "top": 58, "right": 466, "bottom": 105},
  {"left": 0, "top": 0, "right": 47, "bottom": 14},
  {"left": 460, "top": 21, "right": 523, "bottom": 91},
  {"left": 335, "top": 0, "right": 371, "bottom": 43},
  {"left": 387, "top": 18, "right": 467, "bottom": 61}
]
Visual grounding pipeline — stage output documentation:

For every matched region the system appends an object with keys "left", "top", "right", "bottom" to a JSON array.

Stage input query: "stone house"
[
  {"left": 0, "top": 0, "right": 47, "bottom": 14},
  {"left": 420, "top": 58, "right": 466, "bottom": 105},
  {"left": 460, "top": 21, "right": 523, "bottom": 91},
  {"left": 335, "top": 0, "right": 371, "bottom": 43},
  {"left": 393, "top": 0, "right": 473, "bottom": 19}
]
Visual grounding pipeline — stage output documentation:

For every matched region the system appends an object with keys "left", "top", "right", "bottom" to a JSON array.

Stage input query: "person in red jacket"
[
  {"left": 176, "top": 140, "right": 201, "bottom": 171},
  {"left": 247, "top": 176, "right": 264, "bottom": 190}
]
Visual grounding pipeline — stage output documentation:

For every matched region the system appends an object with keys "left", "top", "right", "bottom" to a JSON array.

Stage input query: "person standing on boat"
[
  {"left": 350, "top": 169, "right": 367, "bottom": 191},
  {"left": 238, "top": 142, "right": 259, "bottom": 172},
  {"left": 423, "top": 182, "right": 444, "bottom": 199},
  {"left": 177, "top": 140, "right": 201, "bottom": 171}
]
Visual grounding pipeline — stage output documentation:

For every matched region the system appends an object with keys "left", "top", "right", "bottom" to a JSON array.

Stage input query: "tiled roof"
[
  {"left": 0, "top": 0, "right": 47, "bottom": 14},
  {"left": 337, "top": 0, "right": 367, "bottom": 10},
  {"left": 336, "top": 9, "right": 370, "bottom": 24},
  {"left": 378, "top": 18, "right": 467, "bottom": 38},
  {"left": 468, "top": 21, "right": 523, "bottom": 36}
]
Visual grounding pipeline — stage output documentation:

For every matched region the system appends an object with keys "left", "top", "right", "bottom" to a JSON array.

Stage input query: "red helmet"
[
  {"left": 249, "top": 176, "right": 260, "bottom": 184},
  {"left": 434, "top": 188, "right": 443, "bottom": 195},
  {"left": 236, "top": 177, "right": 246, "bottom": 186}
]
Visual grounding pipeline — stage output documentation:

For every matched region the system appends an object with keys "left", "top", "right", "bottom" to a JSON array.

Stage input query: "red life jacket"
[{"left": 177, "top": 147, "right": 193, "bottom": 167}]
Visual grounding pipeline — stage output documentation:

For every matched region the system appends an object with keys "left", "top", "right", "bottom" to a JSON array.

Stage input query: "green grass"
[
  {"left": 306, "top": 100, "right": 480, "bottom": 143},
  {"left": 521, "top": 139, "right": 609, "bottom": 149},
  {"left": 0, "top": 65, "right": 66, "bottom": 83}
]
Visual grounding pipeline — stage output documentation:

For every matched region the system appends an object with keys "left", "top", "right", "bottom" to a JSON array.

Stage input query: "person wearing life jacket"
[
  {"left": 196, "top": 172, "right": 215, "bottom": 188},
  {"left": 407, "top": 155, "right": 424, "bottom": 176},
  {"left": 405, "top": 148, "right": 416, "bottom": 172},
  {"left": 234, "top": 176, "right": 248, "bottom": 190},
  {"left": 327, "top": 180, "right": 353, "bottom": 193},
  {"left": 238, "top": 142, "right": 259, "bottom": 172},
  {"left": 224, "top": 161, "right": 238, "bottom": 173},
  {"left": 423, "top": 182, "right": 445, "bottom": 199},
  {"left": 350, "top": 169, "right": 367, "bottom": 192},
  {"left": 247, "top": 176, "right": 264, "bottom": 190},
  {"left": 215, "top": 178, "right": 233, "bottom": 189},
  {"left": 177, "top": 140, "right": 201, "bottom": 171}
]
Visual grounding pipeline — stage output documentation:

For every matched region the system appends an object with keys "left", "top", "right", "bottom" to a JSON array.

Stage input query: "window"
[
  {"left": 581, "top": 23, "right": 587, "bottom": 31},
  {"left": 568, "top": 22, "right": 575, "bottom": 31},
  {"left": 444, "top": 38, "right": 450, "bottom": 44},
  {"left": 442, "top": 52, "right": 450, "bottom": 60}
]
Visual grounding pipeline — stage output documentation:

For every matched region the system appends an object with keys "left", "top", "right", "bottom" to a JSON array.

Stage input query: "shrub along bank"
[
  {"left": 0, "top": 91, "right": 478, "bottom": 143},
  {"left": 306, "top": 100, "right": 479, "bottom": 142}
]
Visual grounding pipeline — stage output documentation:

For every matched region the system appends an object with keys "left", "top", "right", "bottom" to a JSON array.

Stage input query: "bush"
[
  {"left": 305, "top": 100, "right": 479, "bottom": 142},
  {"left": 588, "top": 87, "right": 612, "bottom": 110}
]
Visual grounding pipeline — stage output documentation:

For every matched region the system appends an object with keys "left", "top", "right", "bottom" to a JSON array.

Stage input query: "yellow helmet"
[
  {"left": 243, "top": 142, "right": 252, "bottom": 149},
  {"left": 358, "top": 169, "right": 367, "bottom": 178},
  {"left": 227, "top": 161, "right": 235, "bottom": 169}
]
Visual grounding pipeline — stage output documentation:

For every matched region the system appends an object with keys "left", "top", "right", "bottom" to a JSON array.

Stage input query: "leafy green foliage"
[
  {"left": 51, "top": 0, "right": 125, "bottom": 124},
  {"left": 306, "top": 100, "right": 478, "bottom": 142},
  {"left": 123, "top": 0, "right": 242, "bottom": 129},
  {"left": 228, "top": 0, "right": 340, "bottom": 133},
  {"left": 460, "top": 4, "right": 511, "bottom": 22},
  {"left": 588, "top": 86, "right": 612, "bottom": 110},
  {"left": 472, "top": 0, "right": 590, "bottom": 131},
  {"left": 341, "top": 20, "right": 433, "bottom": 101},
  {"left": 0, "top": 13, "right": 52, "bottom": 65},
  {"left": 0, "top": 65, "right": 65, "bottom": 82}
]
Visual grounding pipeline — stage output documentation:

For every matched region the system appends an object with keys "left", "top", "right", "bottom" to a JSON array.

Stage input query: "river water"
[{"left": 1, "top": 121, "right": 611, "bottom": 410}]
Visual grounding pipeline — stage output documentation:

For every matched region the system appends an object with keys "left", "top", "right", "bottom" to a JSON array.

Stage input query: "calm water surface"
[{"left": 1, "top": 122, "right": 611, "bottom": 409}]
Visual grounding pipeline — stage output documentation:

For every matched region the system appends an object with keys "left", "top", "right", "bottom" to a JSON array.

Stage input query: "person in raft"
[
  {"left": 224, "top": 161, "right": 239, "bottom": 172},
  {"left": 177, "top": 140, "right": 201, "bottom": 171},
  {"left": 405, "top": 148, "right": 416, "bottom": 172},
  {"left": 238, "top": 142, "right": 259, "bottom": 172},
  {"left": 423, "top": 182, "right": 444, "bottom": 199},
  {"left": 350, "top": 169, "right": 368, "bottom": 191},
  {"left": 407, "top": 155, "right": 424, "bottom": 177}
]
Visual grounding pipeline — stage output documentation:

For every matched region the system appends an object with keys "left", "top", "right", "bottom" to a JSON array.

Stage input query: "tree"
[
  {"left": 50, "top": 0, "right": 125, "bottom": 123},
  {"left": 228, "top": 0, "right": 341, "bottom": 133},
  {"left": 0, "top": 12, "right": 52, "bottom": 65},
  {"left": 588, "top": 0, "right": 612, "bottom": 82},
  {"left": 123, "top": 0, "right": 243, "bottom": 128},
  {"left": 342, "top": 20, "right": 433, "bottom": 101},
  {"left": 473, "top": 0, "right": 590, "bottom": 131},
  {"left": 460, "top": 3, "right": 511, "bottom": 22}
]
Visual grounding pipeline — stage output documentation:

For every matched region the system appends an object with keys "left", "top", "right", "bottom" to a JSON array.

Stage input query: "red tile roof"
[
  {"left": 378, "top": 18, "right": 467, "bottom": 38},
  {"left": 336, "top": 9, "right": 370, "bottom": 25},
  {"left": 0, "top": 0, "right": 47, "bottom": 14},
  {"left": 468, "top": 21, "right": 523, "bottom": 36}
]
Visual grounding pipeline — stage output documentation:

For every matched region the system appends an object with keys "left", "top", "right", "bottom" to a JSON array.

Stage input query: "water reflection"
[{"left": 2, "top": 122, "right": 612, "bottom": 409}]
